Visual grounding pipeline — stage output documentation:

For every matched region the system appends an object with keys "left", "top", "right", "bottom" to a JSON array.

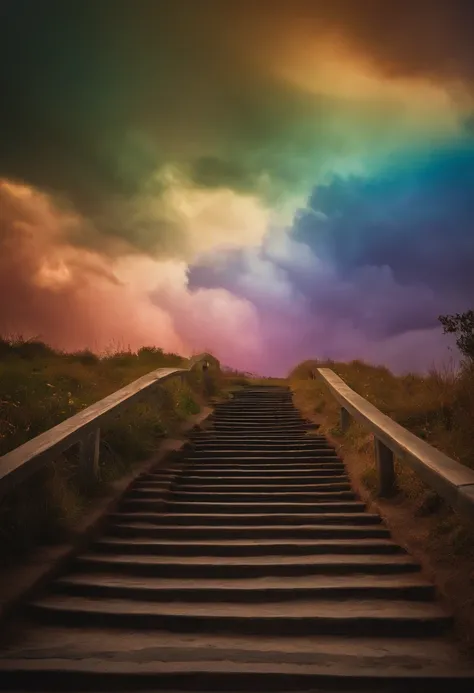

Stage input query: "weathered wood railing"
[
  {"left": 317, "top": 368, "right": 474, "bottom": 522},
  {"left": 0, "top": 353, "right": 217, "bottom": 499}
]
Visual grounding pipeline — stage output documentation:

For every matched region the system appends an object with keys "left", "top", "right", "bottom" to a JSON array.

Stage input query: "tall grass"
[
  {"left": 0, "top": 338, "right": 220, "bottom": 565},
  {"left": 290, "top": 357, "right": 474, "bottom": 547}
]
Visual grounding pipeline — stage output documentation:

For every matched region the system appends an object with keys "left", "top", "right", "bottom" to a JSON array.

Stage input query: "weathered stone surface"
[{"left": 1, "top": 385, "right": 473, "bottom": 690}]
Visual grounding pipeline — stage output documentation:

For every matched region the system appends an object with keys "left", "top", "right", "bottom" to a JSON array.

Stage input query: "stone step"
[
  {"left": 167, "top": 475, "right": 350, "bottom": 486},
  {"left": 186, "top": 449, "right": 337, "bottom": 458},
  {"left": 110, "top": 511, "right": 383, "bottom": 527},
  {"left": 177, "top": 469, "right": 347, "bottom": 478},
  {"left": 188, "top": 434, "right": 323, "bottom": 442},
  {"left": 215, "top": 407, "right": 295, "bottom": 411},
  {"left": 209, "top": 424, "right": 317, "bottom": 431},
  {"left": 206, "top": 416, "right": 316, "bottom": 422},
  {"left": 52, "top": 572, "right": 434, "bottom": 603},
  {"left": 180, "top": 448, "right": 342, "bottom": 467},
  {"left": 120, "top": 499, "right": 367, "bottom": 515},
  {"left": 226, "top": 402, "right": 295, "bottom": 406},
  {"left": 208, "top": 416, "right": 304, "bottom": 422},
  {"left": 177, "top": 464, "right": 345, "bottom": 474},
  {"left": 3, "top": 631, "right": 474, "bottom": 691},
  {"left": 189, "top": 441, "right": 331, "bottom": 450},
  {"left": 139, "top": 489, "right": 357, "bottom": 502},
  {"left": 70, "top": 552, "right": 420, "bottom": 580},
  {"left": 182, "top": 453, "right": 340, "bottom": 461},
  {"left": 229, "top": 395, "right": 292, "bottom": 399},
  {"left": 27, "top": 595, "right": 450, "bottom": 637},
  {"left": 91, "top": 536, "right": 404, "bottom": 557},
  {"left": 230, "top": 391, "right": 291, "bottom": 395},
  {"left": 190, "top": 434, "right": 329, "bottom": 441},
  {"left": 157, "top": 468, "right": 345, "bottom": 480},
  {"left": 210, "top": 408, "right": 303, "bottom": 415},
  {"left": 209, "top": 414, "right": 303, "bottom": 421},
  {"left": 206, "top": 430, "right": 319, "bottom": 437},
  {"left": 228, "top": 393, "right": 291, "bottom": 398},
  {"left": 219, "top": 403, "right": 296, "bottom": 409},
  {"left": 171, "top": 482, "right": 353, "bottom": 493},
  {"left": 203, "top": 433, "right": 320, "bottom": 440},
  {"left": 108, "top": 522, "right": 391, "bottom": 540},
  {"left": 164, "top": 465, "right": 345, "bottom": 475},
  {"left": 158, "top": 460, "right": 345, "bottom": 469},
  {"left": 150, "top": 475, "right": 348, "bottom": 487},
  {"left": 2, "top": 394, "right": 468, "bottom": 693}
]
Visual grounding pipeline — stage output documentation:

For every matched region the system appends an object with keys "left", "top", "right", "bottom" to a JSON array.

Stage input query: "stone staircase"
[{"left": 1, "top": 385, "right": 474, "bottom": 690}]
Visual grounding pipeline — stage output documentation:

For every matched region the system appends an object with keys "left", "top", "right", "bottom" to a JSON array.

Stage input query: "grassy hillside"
[
  {"left": 290, "top": 358, "right": 474, "bottom": 482},
  {"left": 0, "top": 338, "right": 221, "bottom": 563},
  {"left": 290, "top": 358, "right": 474, "bottom": 644}
]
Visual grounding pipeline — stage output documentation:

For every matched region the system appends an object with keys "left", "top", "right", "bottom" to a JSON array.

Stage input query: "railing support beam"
[
  {"left": 79, "top": 427, "right": 100, "bottom": 488},
  {"left": 374, "top": 437, "right": 396, "bottom": 497},
  {"left": 316, "top": 367, "right": 474, "bottom": 523},
  {"left": 340, "top": 407, "right": 351, "bottom": 434}
]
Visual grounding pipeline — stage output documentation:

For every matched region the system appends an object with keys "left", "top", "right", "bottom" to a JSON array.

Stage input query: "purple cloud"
[{"left": 188, "top": 144, "right": 473, "bottom": 374}]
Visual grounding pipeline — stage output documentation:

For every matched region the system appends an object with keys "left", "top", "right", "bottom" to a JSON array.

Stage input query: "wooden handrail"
[
  {"left": 0, "top": 353, "right": 217, "bottom": 497},
  {"left": 317, "top": 368, "right": 474, "bottom": 522}
]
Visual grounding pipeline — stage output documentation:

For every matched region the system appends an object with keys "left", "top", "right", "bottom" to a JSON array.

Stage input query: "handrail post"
[
  {"left": 340, "top": 407, "right": 350, "bottom": 433},
  {"left": 202, "top": 360, "right": 213, "bottom": 397},
  {"left": 79, "top": 427, "right": 100, "bottom": 488},
  {"left": 374, "top": 437, "right": 396, "bottom": 497}
]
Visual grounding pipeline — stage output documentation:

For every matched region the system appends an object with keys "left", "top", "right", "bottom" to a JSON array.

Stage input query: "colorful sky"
[{"left": 1, "top": 0, "right": 474, "bottom": 374}]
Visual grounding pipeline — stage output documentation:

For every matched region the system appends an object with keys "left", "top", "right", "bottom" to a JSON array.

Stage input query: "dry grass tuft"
[
  {"left": 0, "top": 338, "right": 220, "bottom": 565},
  {"left": 290, "top": 357, "right": 474, "bottom": 649}
]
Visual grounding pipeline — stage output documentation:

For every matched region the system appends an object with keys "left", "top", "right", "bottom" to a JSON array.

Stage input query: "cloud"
[
  {"left": 0, "top": 179, "right": 183, "bottom": 352},
  {"left": 71, "top": 166, "right": 272, "bottom": 259},
  {"left": 0, "top": 178, "right": 263, "bottom": 368},
  {"left": 1, "top": 0, "right": 471, "bottom": 260},
  {"left": 293, "top": 143, "right": 474, "bottom": 296},
  {"left": 189, "top": 141, "right": 474, "bottom": 373},
  {"left": 1, "top": 1, "right": 474, "bottom": 374}
]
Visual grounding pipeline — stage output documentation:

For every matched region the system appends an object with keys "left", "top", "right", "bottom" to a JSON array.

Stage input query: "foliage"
[
  {"left": 0, "top": 338, "right": 219, "bottom": 564},
  {"left": 439, "top": 310, "right": 474, "bottom": 361}
]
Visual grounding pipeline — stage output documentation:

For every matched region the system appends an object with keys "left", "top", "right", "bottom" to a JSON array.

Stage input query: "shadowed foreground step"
[{"left": 0, "top": 384, "right": 473, "bottom": 691}]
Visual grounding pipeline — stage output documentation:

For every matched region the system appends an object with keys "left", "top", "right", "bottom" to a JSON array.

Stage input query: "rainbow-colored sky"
[{"left": 1, "top": 0, "right": 473, "bottom": 374}]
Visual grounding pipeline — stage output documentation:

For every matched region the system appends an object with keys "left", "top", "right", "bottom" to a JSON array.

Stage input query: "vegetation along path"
[{"left": 1, "top": 386, "right": 474, "bottom": 691}]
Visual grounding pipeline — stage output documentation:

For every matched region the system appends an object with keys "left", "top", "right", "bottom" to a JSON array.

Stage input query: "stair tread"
[
  {"left": 165, "top": 484, "right": 354, "bottom": 498},
  {"left": 113, "top": 511, "right": 376, "bottom": 518},
  {"left": 96, "top": 537, "right": 396, "bottom": 549},
  {"left": 129, "top": 501, "right": 365, "bottom": 510},
  {"left": 164, "top": 492, "right": 356, "bottom": 499},
  {"left": 3, "top": 658, "right": 473, "bottom": 682},
  {"left": 110, "top": 521, "right": 390, "bottom": 535},
  {"left": 181, "top": 456, "right": 339, "bottom": 461},
  {"left": 192, "top": 436, "right": 323, "bottom": 440},
  {"left": 174, "top": 476, "right": 348, "bottom": 481},
  {"left": 2, "top": 388, "right": 470, "bottom": 688},
  {"left": 172, "top": 485, "right": 352, "bottom": 491},
  {"left": 1, "top": 627, "right": 473, "bottom": 676},
  {"left": 174, "top": 480, "right": 351, "bottom": 485},
  {"left": 55, "top": 572, "right": 431, "bottom": 592},
  {"left": 29, "top": 595, "right": 448, "bottom": 620},
  {"left": 78, "top": 552, "right": 417, "bottom": 566}
]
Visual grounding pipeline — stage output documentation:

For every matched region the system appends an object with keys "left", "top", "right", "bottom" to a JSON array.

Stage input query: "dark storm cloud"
[
  {"left": 2, "top": 0, "right": 474, "bottom": 203},
  {"left": 189, "top": 140, "right": 474, "bottom": 357},
  {"left": 293, "top": 144, "right": 474, "bottom": 296}
]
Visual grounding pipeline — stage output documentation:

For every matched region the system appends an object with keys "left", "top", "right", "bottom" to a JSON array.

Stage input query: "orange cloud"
[
  {"left": 0, "top": 179, "right": 181, "bottom": 352},
  {"left": 0, "top": 179, "right": 261, "bottom": 364}
]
